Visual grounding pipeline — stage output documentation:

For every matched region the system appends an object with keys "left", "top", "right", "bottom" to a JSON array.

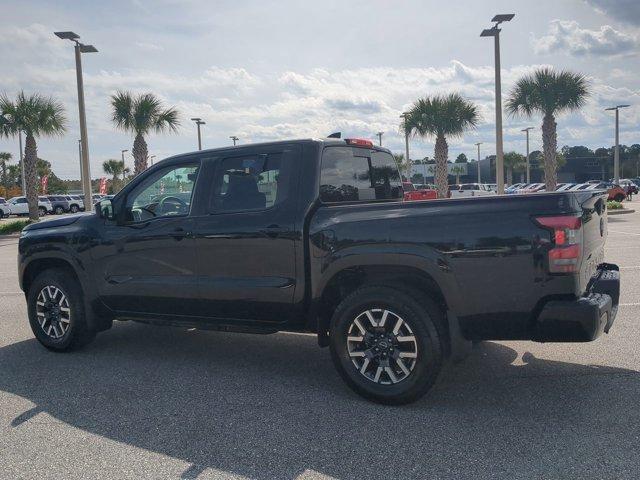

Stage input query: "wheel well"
[
  {"left": 22, "top": 258, "right": 79, "bottom": 295},
  {"left": 317, "top": 265, "right": 450, "bottom": 351}
]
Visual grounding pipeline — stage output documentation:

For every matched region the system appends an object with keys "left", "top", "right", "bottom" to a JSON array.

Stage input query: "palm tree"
[
  {"left": 503, "top": 151, "right": 526, "bottom": 185},
  {"left": 0, "top": 92, "right": 66, "bottom": 220},
  {"left": 110, "top": 91, "right": 180, "bottom": 175},
  {"left": 506, "top": 68, "right": 589, "bottom": 191},
  {"left": 403, "top": 93, "right": 479, "bottom": 198},
  {"left": 451, "top": 164, "right": 465, "bottom": 184},
  {"left": 102, "top": 159, "right": 130, "bottom": 193},
  {"left": 0, "top": 152, "right": 11, "bottom": 192}
]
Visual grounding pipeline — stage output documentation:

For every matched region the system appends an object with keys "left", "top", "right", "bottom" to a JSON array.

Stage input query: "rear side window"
[
  {"left": 320, "top": 147, "right": 402, "bottom": 203},
  {"left": 209, "top": 147, "right": 296, "bottom": 213}
]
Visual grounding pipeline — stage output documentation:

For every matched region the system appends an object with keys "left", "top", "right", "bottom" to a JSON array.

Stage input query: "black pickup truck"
[{"left": 18, "top": 138, "right": 620, "bottom": 404}]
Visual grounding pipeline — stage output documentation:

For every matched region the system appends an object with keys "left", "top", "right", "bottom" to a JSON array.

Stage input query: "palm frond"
[
  {"left": 111, "top": 91, "right": 135, "bottom": 133},
  {"left": 0, "top": 91, "right": 66, "bottom": 138},
  {"left": 153, "top": 107, "right": 180, "bottom": 134},
  {"left": 405, "top": 93, "right": 479, "bottom": 140}
]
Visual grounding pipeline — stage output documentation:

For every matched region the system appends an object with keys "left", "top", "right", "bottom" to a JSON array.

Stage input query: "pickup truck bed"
[{"left": 18, "top": 138, "right": 619, "bottom": 404}]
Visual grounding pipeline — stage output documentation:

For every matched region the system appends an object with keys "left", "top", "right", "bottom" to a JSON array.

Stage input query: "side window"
[
  {"left": 209, "top": 150, "right": 293, "bottom": 213},
  {"left": 320, "top": 146, "right": 402, "bottom": 202},
  {"left": 124, "top": 163, "right": 199, "bottom": 222}
]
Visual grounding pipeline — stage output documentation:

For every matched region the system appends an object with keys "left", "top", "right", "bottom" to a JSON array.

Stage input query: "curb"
[{"left": 608, "top": 208, "right": 635, "bottom": 216}]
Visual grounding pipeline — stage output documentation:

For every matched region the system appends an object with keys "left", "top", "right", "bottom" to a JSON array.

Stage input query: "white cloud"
[
  {"left": 533, "top": 20, "right": 638, "bottom": 57},
  {"left": 583, "top": 0, "right": 640, "bottom": 26},
  {"left": 134, "top": 42, "right": 164, "bottom": 52}
]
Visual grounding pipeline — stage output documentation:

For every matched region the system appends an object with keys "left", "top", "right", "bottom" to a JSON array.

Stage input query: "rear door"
[
  {"left": 576, "top": 191, "right": 608, "bottom": 290},
  {"left": 192, "top": 144, "right": 301, "bottom": 323}
]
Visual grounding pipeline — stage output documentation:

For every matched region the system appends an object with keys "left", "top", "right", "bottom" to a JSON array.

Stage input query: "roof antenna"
[{"left": 327, "top": 132, "right": 341, "bottom": 138}]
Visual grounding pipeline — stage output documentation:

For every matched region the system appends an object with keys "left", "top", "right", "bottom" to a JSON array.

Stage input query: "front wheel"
[
  {"left": 329, "top": 285, "right": 444, "bottom": 405},
  {"left": 27, "top": 269, "right": 95, "bottom": 351},
  {"left": 614, "top": 194, "right": 625, "bottom": 202},
  {"left": 54, "top": 206, "right": 64, "bottom": 215},
  {"left": 70, "top": 205, "right": 79, "bottom": 213},
  {"left": 38, "top": 207, "right": 47, "bottom": 217}
]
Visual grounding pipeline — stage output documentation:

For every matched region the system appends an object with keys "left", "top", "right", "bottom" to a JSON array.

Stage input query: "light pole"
[
  {"left": 376, "top": 132, "right": 384, "bottom": 146},
  {"left": 55, "top": 31, "right": 97, "bottom": 211},
  {"left": 230, "top": 135, "right": 239, "bottom": 146},
  {"left": 19, "top": 130, "right": 26, "bottom": 193},
  {"left": 190, "top": 118, "right": 205, "bottom": 150},
  {"left": 475, "top": 142, "right": 483, "bottom": 183},
  {"left": 121, "top": 149, "right": 128, "bottom": 164},
  {"left": 150, "top": 155, "right": 156, "bottom": 166},
  {"left": 605, "top": 104, "right": 630, "bottom": 184},
  {"left": 521, "top": 127, "right": 534, "bottom": 183},
  {"left": 400, "top": 112, "right": 410, "bottom": 176},
  {"left": 77, "top": 139, "right": 84, "bottom": 184},
  {"left": 481, "top": 14, "right": 514, "bottom": 195}
]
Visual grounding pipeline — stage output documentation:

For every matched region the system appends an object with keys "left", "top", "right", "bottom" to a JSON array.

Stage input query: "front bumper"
[{"left": 535, "top": 263, "right": 620, "bottom": 342}]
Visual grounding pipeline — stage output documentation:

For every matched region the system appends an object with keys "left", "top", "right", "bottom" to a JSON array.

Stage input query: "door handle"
[
  {"left": 170, "top": 227, "right": 191, "bottom": 240},
  {"left": 260, "top": 224, "right": 286, "bottom": 238}
]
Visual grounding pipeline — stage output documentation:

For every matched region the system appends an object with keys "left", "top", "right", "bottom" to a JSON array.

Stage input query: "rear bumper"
[{"left": 535, "top": 263, "right": 620, "bottom": 342}]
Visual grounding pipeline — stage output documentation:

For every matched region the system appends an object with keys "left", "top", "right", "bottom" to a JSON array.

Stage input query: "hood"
[{"left": 23, "top": 213, "right": 89, "bottom": 231}]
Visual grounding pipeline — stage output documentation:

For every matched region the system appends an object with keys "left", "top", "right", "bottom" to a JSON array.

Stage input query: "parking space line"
[
  {"left": 609, "top": 230, "right": 640, "bottom": 236},
  {"left": 620, "top": 266, "right": 640, "bottom": 270},
  {"left": 620, "top": 303, "right": 640, "bottom": 307}
]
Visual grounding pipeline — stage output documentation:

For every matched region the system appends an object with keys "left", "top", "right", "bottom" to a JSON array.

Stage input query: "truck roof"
[{"left": 166, "top": 137, "right": 392, "bottom": 162}]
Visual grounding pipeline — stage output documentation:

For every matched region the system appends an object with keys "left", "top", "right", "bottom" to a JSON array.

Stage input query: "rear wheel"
[
  {"left": 614, "top": 194, "right": 625, "bottom": 202},
  {"left": 54, "top": 206, "right": 64, "bottom": 215},
  {"left": 329, "top": 285, "right": 444, "bottom": 405},
  {"left": 70, "top": 204, "right": 79, "bottom": 213},
  {"left": 38, "top": 207, "right": 47, "bottom": 217},
  {"left": 27, "top": 269, "right": 95, "bottom": 351}
]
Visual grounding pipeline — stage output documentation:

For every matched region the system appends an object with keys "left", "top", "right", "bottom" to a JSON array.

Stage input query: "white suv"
[
  {"left": 0, "top": 197, "right": 11, "bottom": 218},
  {"left": 7, "top": 196, "right": 51, "bottom": 217}
]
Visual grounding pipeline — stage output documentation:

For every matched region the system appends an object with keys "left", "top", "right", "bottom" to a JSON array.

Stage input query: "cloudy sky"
[{"left": 1, "top": 0, "right": 639, "bottom": 179}]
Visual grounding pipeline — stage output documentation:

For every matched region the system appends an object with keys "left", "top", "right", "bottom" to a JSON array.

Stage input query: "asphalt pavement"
[{"left": 1, "top": 202, "right": 639, "bottom": 479}]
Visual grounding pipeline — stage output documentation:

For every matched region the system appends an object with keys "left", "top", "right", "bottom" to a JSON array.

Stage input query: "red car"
[{"left": 403, "top": 182, "right": 437, "bottom": 201}]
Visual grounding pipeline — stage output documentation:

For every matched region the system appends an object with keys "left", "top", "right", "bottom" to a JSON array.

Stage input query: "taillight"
[
  {"left": 345, "top": 138, "right": 374, "bottom": 147},
  {"left": 535, "top": 215, "right": 582, "bottom": 273}
]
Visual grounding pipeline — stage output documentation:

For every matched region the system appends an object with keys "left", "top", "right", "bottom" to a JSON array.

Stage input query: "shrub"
[
  {"left": 0, "top": 219, "right": 32, "bottom": 235},
  {"left": 607, "top": 200, "right": 623, "bottom": 210}
]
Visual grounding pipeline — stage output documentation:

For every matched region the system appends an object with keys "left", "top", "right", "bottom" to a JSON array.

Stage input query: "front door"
[
  {"left": 91, "top": 161, "right": 201, "bottom": 317},
  {"left": 193, "top": 145, "right": 300, "bottom": 323}
]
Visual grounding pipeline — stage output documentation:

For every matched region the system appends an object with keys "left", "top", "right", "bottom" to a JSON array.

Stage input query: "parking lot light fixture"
[
  {"left": 475, "top": 142, "right": 483, "bottom": 183},
  {"left": 150, "top": 155, "right": 156, "bottom": 165},
  {"left": 376, "top": 132, "right": 384, "bottom": 146},
  {"left": 481, "top": 13, "right": 514, "bottom": 195},
  {"left": 521, "top": 127, "right": 534, "bottom": 183},
  {"left": 190, "top": 118, "right": 205, "bottom": 151},
  {"left": 230, "top": 135, "right": 239, "bottom": 146},
  {"left": 54, "top": 31, "right": 97, "bottom": 211},
  {"left": 605, "top": 105, "right": 630, "bottom": 184}
]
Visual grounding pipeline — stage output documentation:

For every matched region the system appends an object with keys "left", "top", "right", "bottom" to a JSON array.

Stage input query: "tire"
[
  {"left": 614, "top": 194, "right": 625, "bottom": 202},
  {"left": 70, "top": 205, "right": 79, "bottom": 213},
  {"left": 27, "top": 269, "right": 95, "bottom": 351},
  {"left": 329, "top": 285, "right": 444, "bottom": 405},
  {"left": 54, "top": 206, "right": 64, "bottom": 215},
  {"left": 38, "top": 207, "right": 47, "bottom": 217}
]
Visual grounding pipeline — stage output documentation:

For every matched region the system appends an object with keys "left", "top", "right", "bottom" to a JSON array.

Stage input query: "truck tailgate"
[{"left": 575, "top": 191, "right": 608, "bottom": 293}]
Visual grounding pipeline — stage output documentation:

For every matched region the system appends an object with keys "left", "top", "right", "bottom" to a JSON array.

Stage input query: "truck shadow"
[{"left": 1, "top": 322, "right": 639, "bottom": 479}]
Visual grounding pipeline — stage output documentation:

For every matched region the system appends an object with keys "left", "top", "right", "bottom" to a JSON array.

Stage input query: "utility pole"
[
  {"left": 376, "top": 132, "right": 384, "bottom": 146},
  {"left": 475, "top": 142, "right": 483, "bottom": 183},
  {"left": 481, "top": 14, "right": 514, "bottom": 195},
  {"left": 400, "top": 113, "right": 410, "bottom": 176},
  {"left": 521, "top": 127, "right": 534, "bottom": 183},
  {"left": 605, "top": 105, "right": 630, "bottom": 184},
  {"left": 55, "top": 31, "right": 97, "bottom": 211},
  {"left": 78, "top": 139, "right": 84, "bottom": 185}
]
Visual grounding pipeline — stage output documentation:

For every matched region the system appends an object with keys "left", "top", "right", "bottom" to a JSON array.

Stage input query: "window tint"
[
  {"left": 125, "top": 164, "right": 199, "bottom": 222},
  {"left": 320, "top": 147, "right": 402, "bottom": 202},
  {"left": 209, "top": 150, "right": 293, "bottom": 213}
]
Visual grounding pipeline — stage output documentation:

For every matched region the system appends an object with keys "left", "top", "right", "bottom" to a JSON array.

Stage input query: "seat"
[{"left": 222, "top": 173, "right": 266, "bottom": 211}]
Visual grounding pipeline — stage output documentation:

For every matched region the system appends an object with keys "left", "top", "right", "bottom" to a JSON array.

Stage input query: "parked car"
[
  {"left": 0, "top": 197, "right": 12, "bottom": 218},
  {"left": 586, "top": 182, "right": 627, "bottom": 202},
  {"left": 556, "top": 183, "right": 576, "bottom": 192},
  {"left": 47, "top": 195, "right": 72, "bottom": 215},
  {"left": 450, "top": 183, "right": 496, "bottom": 198},
  {"left": 7, "top": 196, "right": 50, "bottom": 216},
  {"left": 505, "top": 183, "right": 526, "bottom": 194},
  {"left": 402, "top": 182, "right": 437, "bottom": 201},
  {"left": 619, "top": 179, "right": 638, "bottom": 195},
  {"left": 18, "top": 137, "right": 619, "bottom": 405},
  {"left": 65, "top": 195, "right": 84, "bottom": 213}
]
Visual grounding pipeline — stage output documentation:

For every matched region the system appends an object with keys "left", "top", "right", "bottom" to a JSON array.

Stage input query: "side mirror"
[{"left": 97, "top": 199, "right": 115, "bottom": 221}]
